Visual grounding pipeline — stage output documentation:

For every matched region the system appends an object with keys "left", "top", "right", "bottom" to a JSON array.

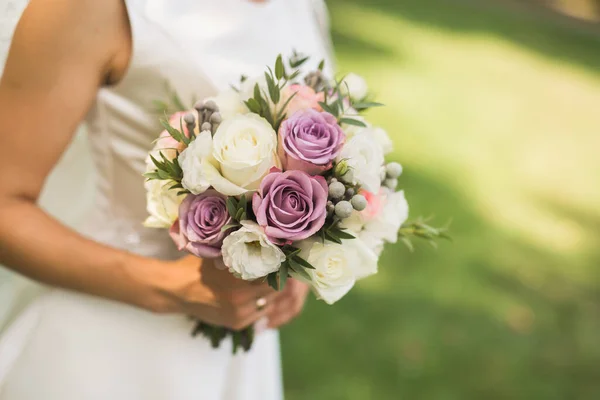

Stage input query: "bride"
[{"left": 0, "top": 0, "right": 334, "bottom": 398}]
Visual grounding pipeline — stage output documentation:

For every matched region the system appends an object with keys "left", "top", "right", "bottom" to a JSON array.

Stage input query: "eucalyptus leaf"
[
  {"left": 275, "top": 54, "right": 285, "bottom": 80},
  {"left": 279, "top": 263, "right": 288, "bottom": 290},
  {"left": 339, "top": 118, "right": 367, "bottom": 128},
  {"left": 352, "top": 101, "right": 384, "bottom": 110},
  {"left": 226, "top": 197, "right": 238, "bottom": 220},
  {"left": 292, "top": 255, "right": 315, "bottom": 270},
  {"left": 267, "top": 272, "right": 279, "bottom": 291},
  {"left": 324, "top": 231, "right": 342, "bottom": 244}
]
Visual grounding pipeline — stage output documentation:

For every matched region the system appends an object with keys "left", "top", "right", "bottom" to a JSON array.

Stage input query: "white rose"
[
  {"left": 211, "top": 113, "right": 279, "bottom": 194},
  {"left": 340, "top": 73, "right": 368, "bottom": 101},
  {"left": 222, "top": 221, "right": 286, "bottom": 280},
  {"left": 360, "top": 190, "right": 409, "bottom": 255},
  {"left": 207, "top": 88, "right": 248, "bottom": 120},
  {"left": 295, "top": 238, "right": 378, "bottom": 304},
  {"left": 143, "top": 179, "right": 185, "bottom": 228},
  {"left": 337, "top": 130, "right": 384, "bottom": 193},
  {"left": 371, "top": 127, "right": 393, "bottom": 155},
  {"left": 339, "top": 209, "right": 366, "bottom": 234},
  {"left": 178, "top": 130, "right": 213, "bottom": 195}
]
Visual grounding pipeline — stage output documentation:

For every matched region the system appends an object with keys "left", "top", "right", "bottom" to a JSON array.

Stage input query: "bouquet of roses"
[{"left": 144, "top": 53, "right": 448, "bottom": 353}]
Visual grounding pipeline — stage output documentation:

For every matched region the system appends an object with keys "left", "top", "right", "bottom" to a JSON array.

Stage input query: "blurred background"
[
  {"left": 1, "top": 0, "right": 599, "bottom": 398},
  {"left": 281, "top": 0, "right": 600, "bottom": 399}
]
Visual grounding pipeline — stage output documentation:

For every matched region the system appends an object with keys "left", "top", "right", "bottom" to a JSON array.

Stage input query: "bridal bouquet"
[{"left": 144, "top": 53, "right": 448, "bottom": 353}]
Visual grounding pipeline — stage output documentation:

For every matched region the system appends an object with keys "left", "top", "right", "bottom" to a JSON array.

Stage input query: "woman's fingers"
[{"left": 266, "top": 279, "right": 310, "bottom": 329}]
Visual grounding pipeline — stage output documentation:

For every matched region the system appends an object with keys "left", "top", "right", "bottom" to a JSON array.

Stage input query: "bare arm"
[
  {"left": 0, "top": 0, "right": 308, "bottom": 330},
  {"left": 0, "top": 0, "right": 159, "bottom": 305}
]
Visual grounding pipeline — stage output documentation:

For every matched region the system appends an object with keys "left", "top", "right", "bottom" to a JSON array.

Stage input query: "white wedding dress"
[{"left": 0, "top": 0, "right": 333, "bottom": 398}]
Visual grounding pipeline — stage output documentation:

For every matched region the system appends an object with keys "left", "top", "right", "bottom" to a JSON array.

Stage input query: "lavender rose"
[
  {"left": 278, "top": 109, "right": 345, "bottom": 175},
  {"left": 252, "top": 169, "right": 328, "bottom": 244},
  {"left": 169, "top": 190, "right": 232, "bottom": 258}
]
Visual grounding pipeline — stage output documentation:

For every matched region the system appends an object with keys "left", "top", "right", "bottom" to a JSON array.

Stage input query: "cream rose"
[
  {"left": 337, "top": 130, "right": 384, "bottom": 193},
  {"left": 211, "top": 114, "right": 279, "bottom": 194},
  {"left": 295, "top": 238, "right": 378, "bottom": 304},
  {"left": 143, "top": 179, "right": 185, "bottom": 228},
  {"left": 221, "top": 221, "right": 286, "bottom": 280}
]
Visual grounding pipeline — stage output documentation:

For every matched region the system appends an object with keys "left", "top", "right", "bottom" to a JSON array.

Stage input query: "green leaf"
[
  {"left": 275, "top": 92, "right": 298, "bottom": 121},
  {"left": 275, "top": 54, "right": 285, "bottom": 80},
  {"left": 168, "top": 182, "right": 184, "bottom": 190},
  {"left": 220, "top": 223, "right": 240, "bottom": 232},
  {"left": 318, "top": 101, "right": 337, "bottom": 116},
  {"left": 143, "top": 171, "right": 161, "bottom": 180},
  {"left": 288, "top": 258, "right": 311, "bottom": 280},
  {"left": 267, "top": 272, "right": 279, "bottom": 291},
  {"left": 253, "top": 83, "right": 261, "bottom": 101},
  {"left": 265, "top": 72, "right": 280, "bottom": 104},
  {"left": 324, "top": 231, "right": 342, "bottom": 244},
  {"left": 352, "top": 102, "right": 384, "bottom": 110},
  {"left": 226, "top": 197, "right": 238, "bottom": 220},
  {"left": 279, "top": 263, "right": 288, "bottom": 290},
  {"left": 235, "top": 208, "right": 245, "bottom": 221},
  {"left": 318, "top": 59, "right": 325, "bottom": 71},
  {"left": 245, "top": 98, "right": 261, "bottom": 114},
  {"left": 160, "top": 118, "right": 189, "bottom": 145},
  {"left": 283, "top": 247, "right": 302, "bottom": 258},
  {"left": 339, "top": 117, "right": 367, "bottom": 128},
  {"left": 288, "top": 70, "right": 301, "bottom": 81},
  {"left": 292, "top": 255, "right": 316, "bottom": 270},
  {"left": 238, "top": 194, "right": 247, "bottom": 212},
  {"left": 329, "top": 228, "right": 356, "bottom": 240},
  {"left": 289, "top": 55, "right": 309, "bottom": 69}
]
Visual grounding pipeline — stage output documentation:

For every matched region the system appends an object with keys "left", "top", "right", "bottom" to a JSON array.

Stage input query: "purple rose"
[
  {"left": 252, "top": 169, "right": 328, "bottom": 244},
  {"left": 278, "top": 109, "right": 345, "bottom": 175},
  {"left": 169, "top": 190, "right": 232, "bottom": 258}
]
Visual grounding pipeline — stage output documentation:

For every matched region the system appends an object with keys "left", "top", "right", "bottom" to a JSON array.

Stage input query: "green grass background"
[{"left": 281, "top": 1, "right": 600, "bottom": 399}]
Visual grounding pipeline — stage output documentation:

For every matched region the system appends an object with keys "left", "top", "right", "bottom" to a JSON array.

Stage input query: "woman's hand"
[
  {"left": 145, "top": 255, "right": 281, "bottom": 330},
  {"left": 140, "top": 255, "right": 310, "bottom": 330},
  {"left": 266, "top": 278, "right": 310, "bottom": 329}
]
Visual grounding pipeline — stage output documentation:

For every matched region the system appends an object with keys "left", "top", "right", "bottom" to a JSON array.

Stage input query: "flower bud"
[
  {"left": 183, "top": 112, "right": 196, "bottom": 125},
  {"left": 210, "top": 112, "right": 222, "bottom": 124},
  {"left": 351, "top": 194, "right": 367, "bottom": 211},
  {"left": 326, "top": 201, "right": 335, "bottom": 216},
  {"left": 386, "top": 162, "right": 403, "bottom": 179},
  {"left": 345, "top": 188, "right": 355, "bottom": 198},
  {"left": 384, "top": 178, "right": 398, "bottom": 190},
  {"left": 334, "top": 201, "right": 353, "bottom": 219},
  {"left": 201, "top": 122, "right": 212, "bottom": 132},
  {"left": 334, "top": 160, "right": 349, "bottom": 177},
  {"left": 328, "top": 181, "right": 346, "bottom": 200},
  {"left": 203, "top": 100, "right": 218, "bottom": 111},
  {"left": 341, "top": 169, "right": 354, "bottom": 184}
]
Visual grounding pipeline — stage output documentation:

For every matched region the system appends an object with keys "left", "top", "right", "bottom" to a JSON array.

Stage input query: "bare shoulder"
[{"left": 7, "top": 0, "right": 131, "bottom": 85}]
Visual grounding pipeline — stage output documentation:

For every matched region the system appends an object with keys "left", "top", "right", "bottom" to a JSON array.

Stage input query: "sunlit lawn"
[{"left": 282, "top": 1, "right": 600, "bottom": 399}]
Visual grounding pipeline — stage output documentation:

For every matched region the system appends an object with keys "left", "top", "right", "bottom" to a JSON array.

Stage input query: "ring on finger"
[{"left": 255, "top": 297, "right": 267, "bottom": 311}]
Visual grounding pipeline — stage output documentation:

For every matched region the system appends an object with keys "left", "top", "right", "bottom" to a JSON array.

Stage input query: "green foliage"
[
  {"left": 221, "top": 194, "right": 250, "bottom": 232},
  {"left": 143, "top": 150, "right": 185, "bottom": 193}
]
